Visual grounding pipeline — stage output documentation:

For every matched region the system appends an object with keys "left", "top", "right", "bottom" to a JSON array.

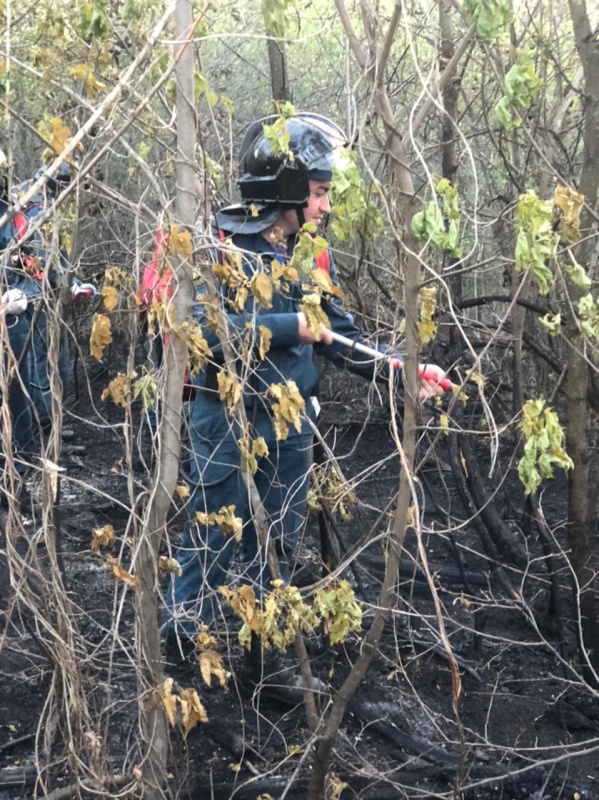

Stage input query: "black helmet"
[{"left": 238, "top": 113, "right": 348, "bottom": 206}]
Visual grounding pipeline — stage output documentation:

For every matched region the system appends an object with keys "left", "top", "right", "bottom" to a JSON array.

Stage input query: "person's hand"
[
  {"left": 297, "top": 312, "right": 333, "bottom": 345},
  {"left": 71, "top": 282, "right": 98, "bottom": 302},
  {"left": 1, "top": 288, "right": 27, "bottom": 315},
  {"left": 417, "top": 363, "right": 448, "bottom": 400}
]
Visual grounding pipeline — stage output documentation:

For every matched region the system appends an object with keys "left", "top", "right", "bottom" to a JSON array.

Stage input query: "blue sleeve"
[
  {"left": 314, "top": 250, "right": 401, "bottom": 381},
  {"left": 192, "top": 249, "right": 300, "bottom": 359}
]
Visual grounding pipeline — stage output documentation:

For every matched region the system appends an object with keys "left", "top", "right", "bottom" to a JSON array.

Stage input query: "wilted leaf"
[
  {"left": 159, "top": 556, "right": 182, "bottom": 576},
  {"left": 45, "top": 117, "right": 73, "bottom": 157},
  {"left": 174, "top": 483, "right": 190, "bottom": 499},
  {"left": 539, "top": 313, "right": 561, "bottom": 336},
  {"left": 133, "top": 373, "right": 158, "bottom": 411},
  {"left": 313, "top": 580, "right": 362, "bottom": 645},
  {"left": 439, "top": 414, "right": 449, "bottom": 435},
  {"left": 180, "top": 688, "right": 208, "bottom": 735},
  {"left": 175, "top": 320, "right": 212, "bottom": 375},
  {"left": 312, "top": 267, "right": 343, "bottom": 298},
  {"left": 327, "top": 774, "right": 349, "bottom": 800},
  {"left": 269, "top": 381, "right": 306, "bottom": 440},
  {"left": 250, "top": 272, "right": 273, "bottom": 309},
  {"left": 518, "top": 399, "right": 573, "bottom": 494},
  {"left": 553, "top": 185, "right": 584, "bottom": 244},
  {"left": 168, "top": 225, "right": 193, "bottom": 259},
  {"left": 219, "top": 584, "right": 261, "bottom": 635},
  {"left": 161, "top": 678, "right": 179, "bottom": 727},
  {"left": 91, "top": 524, "right": 115, "bottom": 553},
  {"left": 564, "top": 262, "right": 591, "bottom": 290},
  {"left": 198, "top": 648, "right": 229, "bottom": 689},
  {"left": 258, "top": 325, "right": 272, "bottom": 360},
  {"left": 216, "top": 369, "right": 241, "bottom": 412},
  {"left": 196, "top": 505, "right": 243, "bottom": 542},
  {"left": 102, "top": 285, "right": 118, "bottom": 311},
  {"left": 90, "top": 314, "right": 112, "bottom": 360},
  {"left": 101, "top": 372, "right": 135, "bottom": 409},
  {"left": 106, "top": 556, "right": 138, "bottom": 588},
  {"left": 300, "top": 293, "right": 329, "bottom": 340}
]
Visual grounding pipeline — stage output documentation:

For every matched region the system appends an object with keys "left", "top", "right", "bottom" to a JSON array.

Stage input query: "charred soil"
[{"left": 1, "top": 354, "right": 598, "bottom": 799}]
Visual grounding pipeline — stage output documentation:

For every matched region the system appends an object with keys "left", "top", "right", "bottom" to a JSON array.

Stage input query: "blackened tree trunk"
[{"left": 565, "top": 0, "right": 599, "bottom": 684}]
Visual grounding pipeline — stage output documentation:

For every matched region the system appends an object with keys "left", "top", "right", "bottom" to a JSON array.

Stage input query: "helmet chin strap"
[{"left": 295, "top": 204, "right": 306, "bottom": 229}]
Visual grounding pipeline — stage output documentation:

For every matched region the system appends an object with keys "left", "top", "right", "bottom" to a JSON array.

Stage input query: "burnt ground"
[{"left": 1, "top": 349, "right": 598, "bottom": 800}]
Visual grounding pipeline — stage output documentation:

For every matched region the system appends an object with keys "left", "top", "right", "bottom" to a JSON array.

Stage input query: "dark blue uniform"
[
  {"left": 8, "top": 187, "right": 70, "bottom": 430},
  {"left": 0, "top": 200, "right": 35, "bottom": 474},
  {"left": 163, "top": 231, "right": 391, "bottom": 636}
]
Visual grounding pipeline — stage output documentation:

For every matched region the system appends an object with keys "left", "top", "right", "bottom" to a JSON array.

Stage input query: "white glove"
[
  {"left": 71, "top": 282, "right": 98, "bottom": 300},
  {"left": 1, "top": 288, "right": 27, "bottom": 315}
]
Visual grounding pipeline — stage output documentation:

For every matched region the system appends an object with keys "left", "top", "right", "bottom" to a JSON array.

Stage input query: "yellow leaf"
[
  {"left": 258, "top": 325, "right": 272, "bottom": 359},
  {"left": 417, "top": 318, "right": 437, "bottom": 345},
  {"left": 179, "top": 687, "right": 208, "bottom": 735},
  {"left": 219, "top": 584, "right": 262, "bottom": 634},
  {"left": 47, "top": 117, "right": 73, "bottom": 158},
  {"left": 61, "top": 231, "right": 72, "bottom": 255},
  {"left": 102, "top": 285, "right": 118, "bottom": 312},
  {"left": 196, "top": 505, "right": 243, "bottom": 542},
  {"left": 85, "top": 72, "right": 107, "bottom": 99},
  {"left": 106, "top": 556, "right": 138, "bottom": 589},
  {"left": 101, "top": 372, "right": 135, "bottom": 409},
  {"left": 300, "top": 293, "right": 329, "bottom": 340},
  {"left": 90, "top": 314, "right": 112, "bottom": 361},
  {"left": 198, "top": 648, "right": 229, "bottom": 689},
  {"left": 70, "top": 64, "right": 91, "bottom": 80},
  {"left": 216, "top": 369, "right": 241, "bottom": 412},
  {"left": 327, "top": 773, "right": 349, "bottom": 800},
  {"left": 159, "top": 557, "right": 182, "bottom": 576},
  {"left": 175, "top": 483, "right": 190, "bottom": 499},
  {"left": 553, "top": 186, "right": 584, "bottom": 244},
  {"left": 91, "top": 524, "right": 115, "bottom": 553},
  {"left": 168, "top": 225, "right": 193, "bottom": 258},
  {"left": 250, "top": 272, "right": 273, "bottom": 308},
  {"left": 440, "top": 413, "right": 449, "bottom": 435},
  {"left": 175, "top": 320, "right": 212, "bottom": 375},
  {"left": 269, "top": 381, "right": 306, "bottom": 440},
  {"left": 161, "top": 678, "right": 178, "bottom": 727},
  {"left": 311, "top": 267, "right": 343, "bottom": 298},
  {"left": 271, "top": 259, "right": 298, "bottom": 284}
]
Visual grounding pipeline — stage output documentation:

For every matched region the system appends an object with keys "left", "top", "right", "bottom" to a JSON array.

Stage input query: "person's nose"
[{"left": 321, "top": 194, "right": 331, "bottom": 214}]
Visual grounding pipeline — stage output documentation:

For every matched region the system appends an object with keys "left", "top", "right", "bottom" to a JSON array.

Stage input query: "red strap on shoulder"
[
  {"left": 13, "top": 211, "right": 28, "bottom": 239},
  {"left": 315, "top": 250, "right": 330, "bottom": 273}
]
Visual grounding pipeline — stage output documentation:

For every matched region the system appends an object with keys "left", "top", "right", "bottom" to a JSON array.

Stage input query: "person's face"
[{"left": 280, "top": 179, "right": 332, "bottom": 236}]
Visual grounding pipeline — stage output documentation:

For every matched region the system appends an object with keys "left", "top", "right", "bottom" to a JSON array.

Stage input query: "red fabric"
[
  {"left": 13, "top": 211, "right": 28, "bottom": 239},
  {"left": 138, "top": 230, "right": 172, "bottom": 309},
  {"left": 315, "top": 250, "right": 330, "bottom": 273}
]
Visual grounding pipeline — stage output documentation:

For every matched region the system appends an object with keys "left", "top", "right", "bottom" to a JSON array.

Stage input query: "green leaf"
[
  {"left": 518, "top": 399, "right": 573, "bottom": 494},
  {"left": 564, "top": 262, "right": 591, "bottom": 290},
  {"left": 464, "top": 0, "right": 513, "bottom": 42},
  {"left": 539, "top": 313, "right": 561, "bottom": 337},
  {"left": 494, "top": 51, "right": 541, "bottom": 131},
  {"left": 329, "top": 150, "right": 382, "bottom": 243},
  {"left": 514, "top": 192, "right": 557, "bottom": 294}
]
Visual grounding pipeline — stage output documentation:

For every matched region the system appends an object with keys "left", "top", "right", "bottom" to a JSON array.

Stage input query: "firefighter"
[{"left": 163, "top": 114, "right": 447, "bottom": 695}]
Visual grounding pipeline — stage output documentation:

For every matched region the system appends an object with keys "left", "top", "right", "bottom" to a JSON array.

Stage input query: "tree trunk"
[
  {"left": 266, "top": 38, "right": 291, "bottom": 103},
  {"left": 565, "top": 0, "right": 599, "bottom": 684},
  {"left": 308, "top": 2, "right": 448, "bottom": 795},
  {"left": 134, "top": 0, "right": 197, "bottom": 796}
]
